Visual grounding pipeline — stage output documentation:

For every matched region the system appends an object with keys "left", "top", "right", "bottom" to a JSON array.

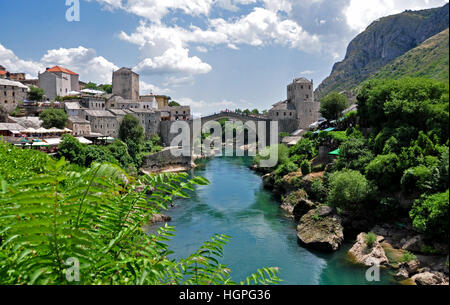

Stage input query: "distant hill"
[
  {"left": 315, "top": 3, "right": 449, "bottom": 100},
  {"left": 371, "top": 28, "right": 449, "bottom": 82}
]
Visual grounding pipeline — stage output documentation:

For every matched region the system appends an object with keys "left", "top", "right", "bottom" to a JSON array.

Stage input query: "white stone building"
[{"left": 38, "top": 66, "right": 79, "bottom": 101}]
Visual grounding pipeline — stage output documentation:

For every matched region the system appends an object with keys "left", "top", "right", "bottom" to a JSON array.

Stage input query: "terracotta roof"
[
  {"left": 47, "top": 66, "right": 78, "bottom": 75},
  {"left": 0, "top": 71, "right": 7, "bottom": 75}
]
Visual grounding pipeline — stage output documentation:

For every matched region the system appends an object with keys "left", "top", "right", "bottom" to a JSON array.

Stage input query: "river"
[{"left": 150, "top": 153, "right": 397, "bottom": 285}]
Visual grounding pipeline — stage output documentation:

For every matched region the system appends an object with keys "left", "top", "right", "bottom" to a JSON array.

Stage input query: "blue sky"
[{"left": 0, "top": 0, "right": 448, "bottom": 116}]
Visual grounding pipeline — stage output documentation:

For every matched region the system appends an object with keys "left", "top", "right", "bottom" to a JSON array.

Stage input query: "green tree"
[
  {"left": 319, "top": 92, "right": 349, "bottom": 121},
  {"left": 119, "top": 114, "right": 144, "bottom": 144},
  {"left": 328, "top": 169, "right": 369, "bottom": 211},
  {"left": 85, "top": 82, "right": 100, "bottom": 90},
  {"left": 57, "top": 134, "right": 86, "bottom": 166},
  {"left": 168, "top": 101, "right": 181, "bottom": 107},
  {"left": 28, "top": 86, "right": 45, "bottom": 101},
  {"left": 336, "top": 137, "right": 374, "bottom": 172},
  {"left": 365, "top": 153, "right": 401, "bottom": 190},
  {"left": 39, "top": 109, "right": 68, "bottom": 129},
  {"left": 300, "top": 160, "right": 311, "bottom": 175},
  {"left": 251, "top": 109, "right": 259, "bottom": 115},
  {"left": 410, "top": 190, "right": 449, "bottom": 239},
  {"left": 99, "top": 84, "right": 112, "bottom": 93},
  {"left": 108, "top": 140, "right": 134, "bottom": 169}
]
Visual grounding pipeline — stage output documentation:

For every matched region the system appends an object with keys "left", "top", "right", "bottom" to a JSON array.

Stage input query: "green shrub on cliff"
[
  {"left": 409, "top": 190, "right": 449, "bottom": 239},
  {"left": 300, "top": 160, "right": 311, "bottom": 175},
  {"left": 365, "top": 232, "right": 377, "bottom": 248},
  {"left": 327, "top": 169, "right": 369, "bottom": 211}
]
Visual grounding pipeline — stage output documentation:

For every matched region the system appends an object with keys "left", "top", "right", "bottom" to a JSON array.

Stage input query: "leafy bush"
[
  {"left": 254, "top": 144, "right": 290, "bottom": 168},
  {"left": 289, "top": 138, "right": 316, "bottom": 160},
  {"left": 400, "top": 251, "right": 417, "bottom": 263},
  {"left": 310, "top": 179, "right": 326, "bottom": 202},
  {"left": 365, "top": 232, "right": 377, "bottom": 248},
  {"left": 409, "top": 190, "right": 449, "bottom": 239},
  {"left": 365, "top": 153, "right": 401, "bottom": 190},
  {"left": 327, "top": 169, "right": 369, "bottom": 211},
  {"left": 400, "top": 165, "right": 434, "bottom": 194},
  {"left": 58, "top": 134, "right": 86, "bottom": 166},
  {"left": 39, "top": 109, "right": 68, "bottom": 129},
  {"left": 274, "top": 161, "right": 298, "bottom": 178},
  {"left": 335, "top": 137, "right": 374, "bottom": 172},
  {"left": 300, "top": 160, "right": 311, "bottom": 175}
]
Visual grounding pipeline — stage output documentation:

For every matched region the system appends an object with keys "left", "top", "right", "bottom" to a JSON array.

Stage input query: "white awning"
[
  {"left": 76, "top": 137, "right": 92, "bottom": 144},
  {"left": 44, "top": 138, "right": 61, "bottom": 146}
]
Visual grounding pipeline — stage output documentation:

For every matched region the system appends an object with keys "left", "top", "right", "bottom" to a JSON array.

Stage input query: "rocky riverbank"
[{"left": 253, "top": 163, "right": 449, "bottom": 285}]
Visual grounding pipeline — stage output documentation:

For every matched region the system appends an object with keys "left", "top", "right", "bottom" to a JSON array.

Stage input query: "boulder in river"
[
  {"left": 296, "top": 208, "right": 344, "bottom": 252},
  {"left": 149, "top": 214, "right": 172, "bottom": 224},
  {"left": 348, "top": 233, "right": 389, "bottom": 267},
  {"left": 411, "top": 271, "right": 449, "bottom": 285},
  {"left": 280, "top": 189, "right": 316, "bottom": 220}
]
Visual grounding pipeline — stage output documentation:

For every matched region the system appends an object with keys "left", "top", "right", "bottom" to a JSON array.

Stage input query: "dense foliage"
[
  {"left": 259, "top": 77, "right": 449, "bottom": 241},
  {"left": 39, "top": 109, "right": 68, "bottom": 129},
  {"left": 319, "top": 92, "right": 349, "bottom": 121},
  {"left": 28, "top": 86, "right": 45, "bottom": 101},
  {"left": 0, "top": 142, "right": 280, "bottom": 285},
  {"left": 58, "top": 134, "right": 162, "bottom": 173}
]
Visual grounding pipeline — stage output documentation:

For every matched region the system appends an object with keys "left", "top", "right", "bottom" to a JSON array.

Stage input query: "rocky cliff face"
[{"left": 315, "top": 3, "right": 449, "bottom": 99}]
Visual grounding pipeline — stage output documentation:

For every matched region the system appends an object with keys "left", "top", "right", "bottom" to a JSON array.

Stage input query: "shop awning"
[{"left": 329, "top": 148, "right": 340, "bottom": 155}]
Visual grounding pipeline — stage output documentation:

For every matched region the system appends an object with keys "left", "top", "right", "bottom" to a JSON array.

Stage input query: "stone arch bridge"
[{"left": 160, "top": 112, "right": 277, "bottom": 147}]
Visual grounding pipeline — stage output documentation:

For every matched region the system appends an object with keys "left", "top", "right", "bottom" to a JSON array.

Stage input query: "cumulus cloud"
[
  {"left": 178, "top": 97, "right": 238, "bottom": 116},
  {"left": 40, "top": 46, "right": 118, "bottom": 84},
  {"left": 140, "top": 80, "right": 171, "bottom": 95},
  {"left": 94, "top": 0, "right": 215, "bottom": 23},
  {"left": 134, "top": 47, "right": 212, "bottom": 75},
  {"left": 343, "top": 0, "right": 449, "bottom": 32},
  {"left": 0, "top": 43, "right": 44, "bottom": 78}
]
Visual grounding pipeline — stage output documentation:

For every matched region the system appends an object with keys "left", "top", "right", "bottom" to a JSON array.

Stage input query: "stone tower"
[
  {"left": 287, "top": 77, "right": 319, "bottom": 129},
  {"left": 112, "top": 67, "right": 140, "bottom": 100}
]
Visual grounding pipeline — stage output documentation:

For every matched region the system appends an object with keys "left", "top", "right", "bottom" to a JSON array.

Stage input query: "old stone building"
[
  {"left": 0, "top": 78, "right": 29, "bottom": 113},
  {"left": 38, "top": 66, "right": 79, "bottom": 101},
  {"left": 268, "top": 77, "right": 320, "bottom": 133},
  {"left": 112, "top": 68, "right": 139, "bottom": 100},
  {"left": 140, "top": 94, "right": 170, "bottom": 109},
  {"left": 82, "top": 109, "right": 119, "bottom": 138},
  {"left": 68, "top": 116, "right": 91, "bottom": 137}
]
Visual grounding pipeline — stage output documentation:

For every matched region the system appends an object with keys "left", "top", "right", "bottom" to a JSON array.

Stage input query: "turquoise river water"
[{"left": 150, "top": 153, "right": 397, "bottom": 285}]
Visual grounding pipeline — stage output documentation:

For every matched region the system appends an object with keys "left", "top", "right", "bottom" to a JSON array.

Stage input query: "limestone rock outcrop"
[
  {"left": 296, "top": 208, "right": 344, "bottom": 252},
  {"left": 348, "top": 233, "right": 389, "bottom": 266}
]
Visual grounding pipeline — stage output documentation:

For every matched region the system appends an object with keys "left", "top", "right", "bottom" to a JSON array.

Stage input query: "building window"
[
  {"left": 4, "top": 100, "right": 7, "bottom": 104},
  {"left": 306, "top": 94, "right": 309, "bottom": 98},
  {"left": 301, "top": 85, "right": 303, "bottom": 89},
  {"left": 284, "top": 112, "right": 286, "bottom": 116},
  {"left": 276, "top": 112, "right": 279, "bottom": 116},
  {"left": 3, "top": 91, "right": 6, "bottom": 96}
]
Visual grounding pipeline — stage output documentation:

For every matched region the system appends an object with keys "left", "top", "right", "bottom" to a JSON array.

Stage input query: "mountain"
[
  {"left": 315, "top": 3, "right": 449, "bottom": 99},
  {"left": 371, "top": 28, "right": 449, "bottom": 82}
]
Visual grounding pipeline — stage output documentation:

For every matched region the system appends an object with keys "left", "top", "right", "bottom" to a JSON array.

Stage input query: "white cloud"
[
  {"left": 94, "top": 0, "right": 215, "bottom": 23},
  {"left": 140, "top": 80, "right": 171, "bottom": 95},
  {"left": 0, "top": 43, "right": 44, "bottom": 78},
  {"left": 134, "top": 47, "right": 212, "bottom": 75},
  {"left": 344, "top": 0, "right": 449, "bottom": 32},
  {"left": 121, "top": 7, "right": 322, "bottom": 55},
  {"left": 40, "top": 46, "right": 118, "bottom": 84},
  {"left": 178, "top": 97, "right": 238, "bottom": 116},
  {"left": 196, "top": 46, "right": 208, "bottom": 53}
]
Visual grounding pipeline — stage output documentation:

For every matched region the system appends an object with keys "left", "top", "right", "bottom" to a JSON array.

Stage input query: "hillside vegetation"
[{"left": 371, "top": 28, "right": 449, "bottom": 82}]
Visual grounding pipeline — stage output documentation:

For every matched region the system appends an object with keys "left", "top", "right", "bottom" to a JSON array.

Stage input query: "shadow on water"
[{"left": 145, "top": 152, "right": 397, "bottom": 285}]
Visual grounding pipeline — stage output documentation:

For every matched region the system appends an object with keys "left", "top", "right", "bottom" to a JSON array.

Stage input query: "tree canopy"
[
  {"left": 39, "top": 109, "right": 68, "bottom": 129},
  {"left": 319, "top": 92, "right": 349, "bottom": 121},
  {"left": 28, "top": 86, "right": 45, "bottom": 101}
]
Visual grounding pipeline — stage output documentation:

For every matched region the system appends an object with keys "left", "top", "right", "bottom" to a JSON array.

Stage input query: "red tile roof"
[
  {"left": 47, "top": 65, "right": 78, "bottom": 75},
  {"left": 0, "top": 71, "right": 7, "bottom": 75}
]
